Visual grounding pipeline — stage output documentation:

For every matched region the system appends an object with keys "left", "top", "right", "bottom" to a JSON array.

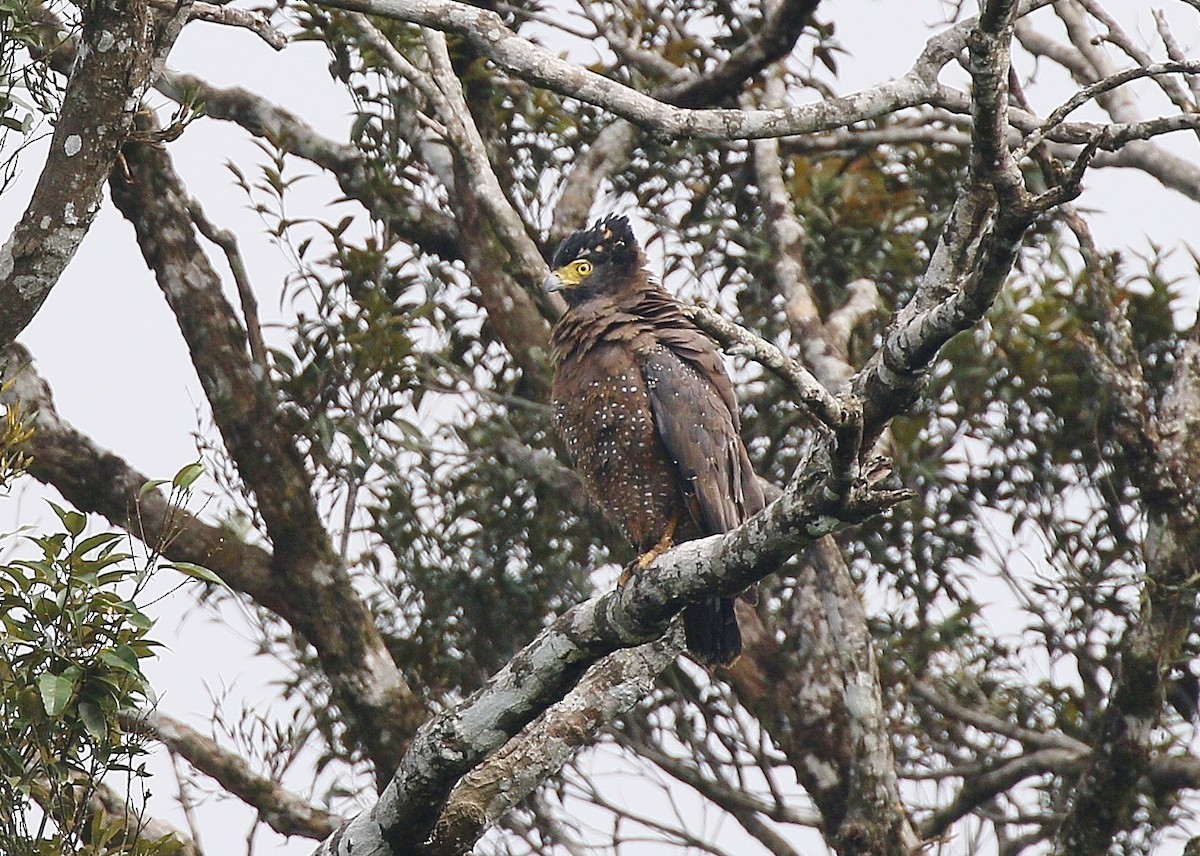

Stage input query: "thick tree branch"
[
  {"left": 850, "top": 1, "right": 1049, "bottom": 444},
  {"left": 427, "top": 634, "right": 682, "bottom": 855},
  {"left": 0, "top": 0, "right": 161, "bottom": 348},
  {"left": 0, "top": 342, "right": 277, "bottom": 603}
]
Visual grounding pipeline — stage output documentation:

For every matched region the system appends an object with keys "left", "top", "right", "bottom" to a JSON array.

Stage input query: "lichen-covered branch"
[
  {"left": 149, "top": 0, "right": 287, "bottom": 49},
  {"left": 0, "top": 0, "right": 161, "bottom": 348},
  {"left": 426, "top": 634, "right": 682, "bottom": 855},
  {"left": 313, "top": 0, "right": 1055, "bottom": 141}
]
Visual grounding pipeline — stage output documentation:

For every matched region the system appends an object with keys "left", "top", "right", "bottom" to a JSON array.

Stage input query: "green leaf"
[
  {"left": 49, "top": 501, "right": 85, "bottom": 537},
  {"left": 172, "top": 462, "right": 204, "bottom": 490},
  {"left": 37, "top": 671, "right": 76, "bottom": 717},
  {"left": 79, "top": 699, "right": 107, "bottom": 741},
  {"left": 139, "top": 479, "right": 168, "bottom": 497},
  {"left": 100, "top": 645, "right": 143, "bottom": 678},
  {"left": 164, "top": 561, "right": 226, "bottom": 588},
  {"left": 71, "top": 532, "right": 124, "bottom": 560}
]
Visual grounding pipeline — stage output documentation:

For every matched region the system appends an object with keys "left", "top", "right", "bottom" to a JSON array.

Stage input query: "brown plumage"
[{"left": 546, "top": 215, "right": 765, "bottom": 665}]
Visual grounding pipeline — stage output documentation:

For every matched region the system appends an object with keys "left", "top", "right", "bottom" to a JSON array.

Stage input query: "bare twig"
[
  {"left": 123, "top": 710, "right": 342, "bottom": 840},
  {"left": 680, "top": 302, "right": 845, "bottom": 430},
  {"left": 1015, "top": 60, "right": 1200, "bottom": 161},
  {"left": 149, "top": 0, "right": 287, "bottom": 49},
  {"left": 186, "top": 197, "right": 268, "bottom": 373}
]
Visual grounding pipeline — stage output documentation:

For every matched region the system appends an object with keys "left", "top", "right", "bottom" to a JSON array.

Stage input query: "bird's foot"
[{"left": 618, "top": 513, "right": 678, "bottom": 588}]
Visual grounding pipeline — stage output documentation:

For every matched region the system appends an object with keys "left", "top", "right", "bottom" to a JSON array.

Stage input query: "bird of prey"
[{"left": 546, "top": 215, "right": 765, "bottom": 665}]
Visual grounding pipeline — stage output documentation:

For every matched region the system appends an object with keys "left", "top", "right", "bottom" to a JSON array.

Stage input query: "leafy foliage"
[
  {"left": 0, "top": 509, "right": 167, "bottom": 855},
  {"left": 0, "top": 463, "right": 217, "bottom": 855}
]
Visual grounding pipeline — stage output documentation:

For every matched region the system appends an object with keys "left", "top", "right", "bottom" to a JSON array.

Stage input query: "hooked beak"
[{"left": 543, "top": 271, "right": 566, "bottom": 294}]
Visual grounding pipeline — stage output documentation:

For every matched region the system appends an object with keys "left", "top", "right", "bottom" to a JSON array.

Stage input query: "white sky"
[{"left": 2, "top": 2, "right": 1199, "bottom": 854}]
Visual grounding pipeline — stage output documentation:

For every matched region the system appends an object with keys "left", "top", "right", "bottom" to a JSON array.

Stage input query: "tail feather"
[{"left": 683, "top": 597, "right": 741, "bottom": 666}]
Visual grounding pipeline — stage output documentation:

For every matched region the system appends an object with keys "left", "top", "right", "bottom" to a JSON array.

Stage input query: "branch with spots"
[{"left": 0, "top": 0, "right": 165, "bottom": 349}]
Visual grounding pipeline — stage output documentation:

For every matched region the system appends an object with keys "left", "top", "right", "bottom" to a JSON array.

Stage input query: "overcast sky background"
[{"left": 2, "top": 2, "right": 1199, "bottom": 854}]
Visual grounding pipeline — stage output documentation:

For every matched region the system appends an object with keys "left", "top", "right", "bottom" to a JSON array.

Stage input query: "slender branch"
[
  {"left": 920, "top": 748, "right": 1085, "bottom": 840},
  {"left": 1072, "top": 0, "right": 1198, "bottom": 130},
  {"left": 1155, "top": 10, "right": 1200, "bottom": 105},
  {"left": 620, "top": 734, "right": 821, "bottom": 829},
  {"left": 148, "top": 0, "right": 287, "bottom": 49},
  {"left": 680, "top": 303, "right": 845, "bottom": 430},
  {"left": 421, "top": 28, "right": 559, "bottom": 319},
  {"left": 552, "top": 0, "right": 821, "bottom": 241},
  {"left": 1015, "top": 60, "right": 1200, "bottom": 161},
  {"left": 122, "top": 710, "right": 342, "bottom": 840},
  {"left": 312, "top": 0, "right": 1058, "bottom": 140},
  {"left": 186, "top": 197, "right": 268, "bottom": 373},
  {"left": 656, "top": 0, "right": 821, "bottom": 108},
  {"left": 910, "top": 682, "right": 1091, "bottom": 755}
]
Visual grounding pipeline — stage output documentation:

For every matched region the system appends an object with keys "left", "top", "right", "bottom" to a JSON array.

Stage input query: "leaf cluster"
[{"left": 0, "top": 506, "right": 170, "bottom": 856}]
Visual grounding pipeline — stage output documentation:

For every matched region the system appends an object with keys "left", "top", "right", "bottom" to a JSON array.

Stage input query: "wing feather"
[{"left": 641, "top": 344, "right": 763, "bottom": 535}]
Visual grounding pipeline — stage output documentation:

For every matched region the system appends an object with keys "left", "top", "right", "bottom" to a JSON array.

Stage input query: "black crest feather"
[{"left": 551, "top": 215, "right": 640, "bottom": 270}]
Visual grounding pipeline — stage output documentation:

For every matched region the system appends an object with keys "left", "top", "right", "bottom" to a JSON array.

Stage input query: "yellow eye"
[{"left": 573, "top": 259, "right": 593, "bottom": 276}]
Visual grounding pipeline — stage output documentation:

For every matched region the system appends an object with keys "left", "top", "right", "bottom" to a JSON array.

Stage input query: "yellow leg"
[{"left": 618, "top": 512, "right": 679, "bottom": 587}]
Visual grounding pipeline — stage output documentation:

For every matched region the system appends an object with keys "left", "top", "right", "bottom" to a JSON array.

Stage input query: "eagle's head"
[{"left": 544, "top": 215, "right": 642, "bottom": 306}]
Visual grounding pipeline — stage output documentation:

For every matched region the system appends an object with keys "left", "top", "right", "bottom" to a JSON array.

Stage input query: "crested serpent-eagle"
[{"left": 546, "top": 215, "right": 765, "bottom": 665}]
